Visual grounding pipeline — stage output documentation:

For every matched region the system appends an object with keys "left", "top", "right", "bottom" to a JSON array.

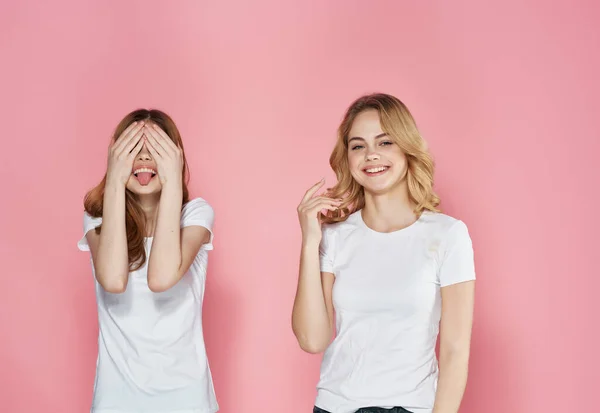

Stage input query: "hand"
[
  {"left": 143, "top": 123, "right": 184, "bottom": 186},
  {"left": 297, "top": 179, "right": 341, "bottom": 244},
  {"left": 106, "top": 121, "right": 145, "bottom": 186}
]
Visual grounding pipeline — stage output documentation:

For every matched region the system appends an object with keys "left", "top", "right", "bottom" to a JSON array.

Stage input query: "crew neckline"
[{"left": 357, "top": 209, "right": 427, "bottom": 235}]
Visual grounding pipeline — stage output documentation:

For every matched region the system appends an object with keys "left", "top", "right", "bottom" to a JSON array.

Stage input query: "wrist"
[
  {"left": 160, "top": 179, "right": 183, "bottom": 199},
  {"left": 105, "top": 177, "right": 126, "bottom": 192},
  {"left": 161, "top": 174, "right": 182, "bottom": 188},
  {"left": 301, "top": 237, "right": 321, "bottom": 250}
]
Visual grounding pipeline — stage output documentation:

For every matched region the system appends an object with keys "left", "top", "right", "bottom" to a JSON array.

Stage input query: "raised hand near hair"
[
  {"left": 297, "top": 179, "right": 341, "bottom": 245},
  {"left": 106, "top": 121, "right": 145, "bottom": 186},
  {"left": 143, "top": 123, "right": 183, "bottom": 186}
]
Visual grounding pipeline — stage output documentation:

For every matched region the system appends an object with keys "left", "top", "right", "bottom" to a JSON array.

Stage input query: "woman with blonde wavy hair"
[
  {"left": 78, "top": 109, "right": 219, "bottom": 413},
  {"left": 292, "top": 93, "right": 476, "bottom": 413}
]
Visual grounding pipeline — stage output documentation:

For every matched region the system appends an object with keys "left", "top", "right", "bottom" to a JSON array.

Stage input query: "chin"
[
  {"left": 363, "top": 184, "right": 395, "bottom": 196},
  {"left": 357, "top": 177, "right": 405, "bottom": 196},
  {"left": 126, "top": 182, "right": 162, "bottom": 197}
]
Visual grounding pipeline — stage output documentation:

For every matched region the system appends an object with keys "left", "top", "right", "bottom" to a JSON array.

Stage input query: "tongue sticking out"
[{"left": 136, "top": 172, "right": 153, "bottom": 186}]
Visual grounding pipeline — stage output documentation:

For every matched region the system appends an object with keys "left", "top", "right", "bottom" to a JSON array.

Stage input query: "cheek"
[
  {"left": 348, "top": 154, "right": 364, "bottom": 185},
  {"left": 347, "top": 151, "right": 362, "bottom": 170},
  {"left": 389, "top": 148, "right": 407, "bottom": 167},
  {"left": 346, "top": 153, "right": 363, "bottom": 180}
]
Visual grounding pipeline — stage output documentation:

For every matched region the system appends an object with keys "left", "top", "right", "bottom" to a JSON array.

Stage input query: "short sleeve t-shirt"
[
  {"left": 316, "top": 210, "right": 476, "bottom": 413},
  {"left": 78, "top": 198, "right": 219, "bottom": 413}
]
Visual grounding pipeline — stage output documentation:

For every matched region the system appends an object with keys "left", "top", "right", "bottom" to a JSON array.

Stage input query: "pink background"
[{"left": 1, "top": 1, "right": 598, "bottom": 412}]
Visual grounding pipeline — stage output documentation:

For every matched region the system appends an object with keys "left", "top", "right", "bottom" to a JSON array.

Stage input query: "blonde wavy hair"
[{"left": 322, "top": 93, "right": 440, "bottom": 224}]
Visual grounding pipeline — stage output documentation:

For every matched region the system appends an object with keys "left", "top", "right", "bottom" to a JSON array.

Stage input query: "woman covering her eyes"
[
  {"left": 292, "top": 93, "right": 476, "bottom": 413},
  {"left": 78, "top": 109, "right": 218, "bottom": 413}
]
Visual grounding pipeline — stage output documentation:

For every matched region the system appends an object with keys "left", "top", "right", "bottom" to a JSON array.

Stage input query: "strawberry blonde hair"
[
  {"left": 83, "top": 109, "right": 190, "bottom": 271},
  {"left": 322, "top": 93, "right": 440, "bottom": 224}
]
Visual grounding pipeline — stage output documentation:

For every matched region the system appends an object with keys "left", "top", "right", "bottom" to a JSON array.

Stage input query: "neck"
[
  {"left": 361, "top": 181, "right": 418, "bottom": 233},
  {"left": 136, "top": 192, "right": 161, "bottom": 236}
]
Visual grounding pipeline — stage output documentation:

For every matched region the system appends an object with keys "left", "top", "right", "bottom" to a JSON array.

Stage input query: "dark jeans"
[{"left": 313, "top": 407, "right": 413, "bottom": 413}]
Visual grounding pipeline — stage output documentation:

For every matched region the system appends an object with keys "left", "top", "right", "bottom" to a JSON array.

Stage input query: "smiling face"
[
  {"left": 346, "top": 109, "right": 409, "bottom": 196},
  {"left": 321, "top": 93, "right": 440, "bottom": 226}
]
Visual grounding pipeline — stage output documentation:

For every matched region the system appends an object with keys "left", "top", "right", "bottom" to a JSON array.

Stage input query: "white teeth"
[
  {"left": 133, "top": 168, "right": 156, "bottom": 175},
  {"left": 366, "top": 166, "right": 388, "bottom": 173}
]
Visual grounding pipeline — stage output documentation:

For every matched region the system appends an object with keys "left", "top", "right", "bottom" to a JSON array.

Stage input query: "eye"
[
  {"left": 380, "top": 141, "right": 393, "bottom": 146},
  {"left": 351, "top": 145, "right": 364, "bottom": 151}
]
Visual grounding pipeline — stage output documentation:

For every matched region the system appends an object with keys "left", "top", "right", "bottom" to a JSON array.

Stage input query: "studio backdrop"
[{"left": 0, "top": 1, "right": 598, "bottom": 412}]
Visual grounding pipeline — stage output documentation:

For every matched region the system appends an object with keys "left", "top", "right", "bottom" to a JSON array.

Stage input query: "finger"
[
  {"left": 114, "top": 122, "right": 144, "bottom": 153},
  {"left": 304, "top": 196, "right": 342, "bottom": 209},
  {"left": 114, "top": 121, "right": 142, "bottom": 147},
  {"left": 303, "top": 199, "right": 341, "bottom": 214},
  {"left": 118, "top": 121, "right": 139, "bottom": 139},
  {"left": 151, "top": 123, "right": 179, "bottom": 152},
  {"left": 319, "top": 205, "right": 339, "bottom": 212},
  {"left": 299, "top": 196, "right": 339, "bottom": 213},
  {"left": 144, "top": 135, "right": 162, "bottom": 160},
  {"left": 307, "top": 200, "right": 340, "bottom": 215},
  {"left": 121, "top": 128, "right": 145, "bottom": 156},
  {"left": 150, "top": 127, "right": 179, "bottom": 159},
  {"left": 127, "top": 136, "right": 145, "bottom": 159},
  {"left": 144, "top": 125, "right": 169, "bottom": 155},
  {"left": 301, "top": 178, "right": 325, "bottom": 203}
]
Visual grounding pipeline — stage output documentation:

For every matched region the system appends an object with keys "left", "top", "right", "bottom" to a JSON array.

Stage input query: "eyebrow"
[{"left": 348, "top": 133, "right": 388, "bottom": 143}]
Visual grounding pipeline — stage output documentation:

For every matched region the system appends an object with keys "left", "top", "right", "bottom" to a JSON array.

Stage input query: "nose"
[
  {"left": 137, "top": 143, "right": 152, "bottom": 161},
  {"left": 365, "top": 148, "right": 380, "bottom": 161}
]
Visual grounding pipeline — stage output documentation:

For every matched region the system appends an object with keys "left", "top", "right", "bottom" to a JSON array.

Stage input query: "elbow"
[
  {"left": 440, "top": 342, "right": 471, "bottom": 364},
  {"left": 147, "top": 263, "right": 180, "bottom": 292},
  {"left": 293, "top": 330, "right": 330, "bottom": 354},
  {"left": 147, "top": 275, "right": 174, "bottom": 293},
  {"left": 291, "top": 317, "right": 331, "bottom": 354},
  {"left": 98, "top": 276, "right": 127, "bottom": 294},
  {"left": 299, "top": 340, "right": 328, "bottom": 354},
  {"left": 94, "top": 263, "right": 128, "bottom": 294}
]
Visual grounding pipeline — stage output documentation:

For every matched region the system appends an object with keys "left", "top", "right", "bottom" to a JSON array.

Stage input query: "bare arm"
[
  {"left": 292, "top": 179, "right": 340, "bottom": 353},
  {"left": 144, "top": 123, "right": 210, "bottom": 292},
  {"left": 86, "top": 182, "right": 129, "bottom": 293},
  {"left": 87, "top": 121, "right": 145, "bottom": 293},
  {"left": 432, "top": 280, "right": 475, "bottom": 413},
  {"left": 146, "top": 185, "right": 211, "bottom": 292},
  {"left": 292, "top": 241, "right": 335, "bottom": 353}
]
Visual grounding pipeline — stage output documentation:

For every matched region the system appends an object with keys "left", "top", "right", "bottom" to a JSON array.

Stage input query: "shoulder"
[
  {"left": 320, "top": 211, "right": 362, "bottom": 255},
  {"left": 79, "top": 211, "right": 102, "bottom": 251},
  {"left": 322, "top": 210, "right": 362, "bottom": 236},
  {"left": 420, "top": 211, "right": 468, "bottom": 233},
  {"left": 420, "top": 211, "right": 472, "bottom": 249},
  {"left": 182, "top": 197, "right": 214, "bottom": 217},
  {"left": 181, "top": 197, "right": 214, "bottom": 228},
  {"left": 83, "top": 210, "right": 102, "bottom": 229},
  {"left": 183, "top": 197, "right": 213, "bottom": 212}
]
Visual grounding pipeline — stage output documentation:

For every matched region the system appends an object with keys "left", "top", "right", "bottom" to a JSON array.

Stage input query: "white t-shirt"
[
  {"left": 316, "top": 210, "right": 476, "bottom": 413},
  {"left": 78, "top": 198, "right": 219, "bottom": 413}
]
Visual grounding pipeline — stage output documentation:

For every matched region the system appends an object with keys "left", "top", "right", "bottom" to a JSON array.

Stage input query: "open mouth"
[
  {"left": 132, "top": 167, "right": 157, "bottom": 186},
  {"left": 363, "top": 165, "right": 390, "bottom": 176}
]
